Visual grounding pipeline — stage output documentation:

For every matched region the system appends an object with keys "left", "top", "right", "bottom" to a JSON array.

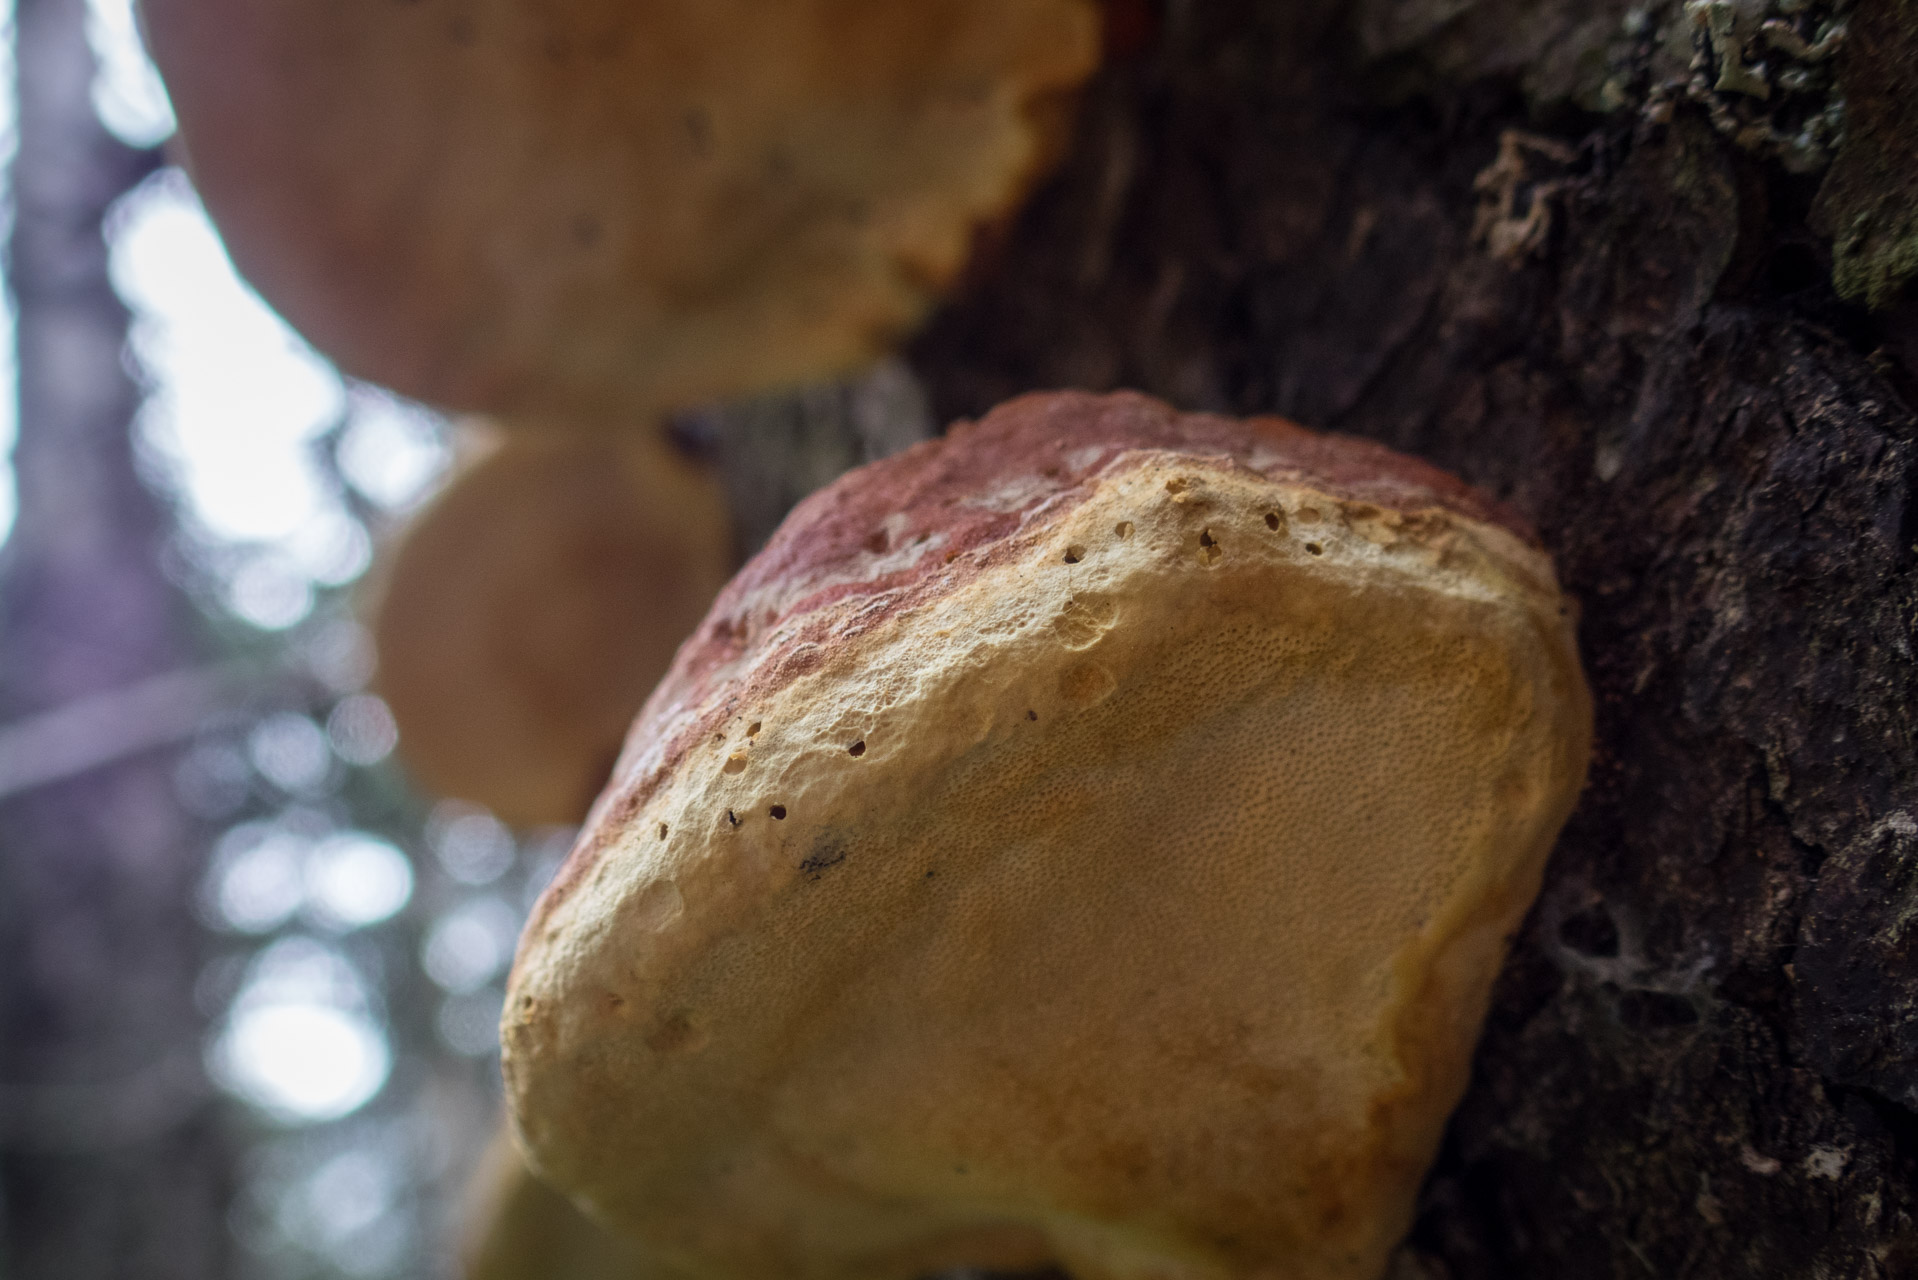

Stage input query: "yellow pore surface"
[
  {"left": 372, "top": 431, "right": 733, "bottom": 827},
  {"left": 503, "top": 457, "right": 1592, "bottom": 1280},
  {"left": 142, "top": 0, "right": 1101, "bottom": 421}
]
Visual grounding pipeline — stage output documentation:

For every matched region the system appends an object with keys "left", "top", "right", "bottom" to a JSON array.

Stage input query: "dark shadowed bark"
[
  {"left": 903, "top": 2, "right": 1918, "bottom": 1274},
  {"left": 0, "top": 0, "right": 236, "bottom": 1275}
]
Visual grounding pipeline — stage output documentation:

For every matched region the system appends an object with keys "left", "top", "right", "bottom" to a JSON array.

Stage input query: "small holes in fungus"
[
  {"left": 1305, "top": 542, "right": 1324, "bottom": 556},
  {"left": 1264, "top": 511, "right": 1282, "bottom": 531},
  {"left": 1026, "top": 709, "right": 1039, "bottom": 722},
  {"left": 1198, "top": 528, "right": 1223, "bottom": 565},
  {"left": 657, "top": 823, "right": 669, "bottom": 840},
  {"left": 769, "top": 805, "right": 787, "bottom": 820},
  {"left": 747, "top": 721, "right": 762, "bottom": 737},
  {"left": 726, "top": 809, "right": 739, "bottom": 827},
  {"left": 1165, "top": 477, "right": 1189, "bottom": 495},
  {"left": 1063, "top": 544, "right": 1086, "bottom": 565},
  {"left": 848, "top": 740, "right": 866, "bottom": 757},
  {"left": 1297, "top": 506, "right": 1322, "bottom": 525},
  {"left": 723, "top": 751, "right": 748, "bottom": 774},
  {"left": 1115, "top": 521, "right": 1134, "bottom": 539}
]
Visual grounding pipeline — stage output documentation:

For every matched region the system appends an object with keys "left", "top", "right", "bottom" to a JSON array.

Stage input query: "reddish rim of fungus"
[{"left": 526, "top": 390, "right": 1534, "bottom": 938}]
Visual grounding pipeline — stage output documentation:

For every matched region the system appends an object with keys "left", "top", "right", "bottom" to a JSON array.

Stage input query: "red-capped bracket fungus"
[
  {"left": 502, "top": 391, "right": 1594, "bottom": 1280},
  {"left": 138, "top": 0, "right": 1102, "bottom": 424},
  {"left": 370, "top": 428, "right": 733, "bottom": 828}
]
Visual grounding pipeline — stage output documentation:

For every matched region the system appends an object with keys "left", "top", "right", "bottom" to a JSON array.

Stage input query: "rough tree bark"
[
  {"left": 897, "top": 1, "right": 1917, "bottom": 1274},
  {"left": 0, "top": 0, "right": 235, "bottom": 1276}
]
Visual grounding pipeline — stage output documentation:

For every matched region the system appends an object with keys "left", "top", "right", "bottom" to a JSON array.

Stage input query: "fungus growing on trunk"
[
  {"left": 138, "top": 0, "right": 1101, "bottom": 422},
  {"left": 502, "top": 391, "right": 1593, "bottom": 1280},
  {"left": 372, "top": 430, "right": 732, "bottom": 827}
]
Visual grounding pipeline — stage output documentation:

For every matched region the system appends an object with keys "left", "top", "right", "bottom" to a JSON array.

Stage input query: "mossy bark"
[
  {"left": 894, "top": 2, "right": 1918, "bottom": 1274},
  {"left": 1814, "top": 0, "right": 1918, "bottom": 307}
]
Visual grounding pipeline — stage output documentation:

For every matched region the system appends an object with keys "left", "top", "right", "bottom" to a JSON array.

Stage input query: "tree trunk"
[{"left": 902, "top": 2, "right": 1918, "bottom": 1274}]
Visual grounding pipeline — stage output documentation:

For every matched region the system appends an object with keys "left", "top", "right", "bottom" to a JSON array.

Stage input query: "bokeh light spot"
[
  {"left": 422, "top": 898, "right": 520, "bottom": 994},
  {"left": 304, "top": 833, "right": 413, "bottom": 931},
  {"left": 205, "top": 824, "right": 308, "bottom": 934},
  {"left": 225, "top": 556, "right": 318, "bottom": 632},
  {"left": 110, "top": 170, "right": 346, "bottom": 547},
  {"left": 335, "top": 390, "right": 451, "bottom": 512},
  {"left": 249, "top": 713, "right": 333, "bottom": 794},
  {"left": 213, "top": 1003, "right": 390, "bottom": 1124},
  {"left": 430, "top": 802, "right": 516, "bottom": 886},
  {"left": 83, "top": 0, "right": 175, "bottom": 147},
  {"left": 326, "top": 694, "right": 398, "bottom": 767},
  {"left": 210, "top": 940, "right": 390, "bottom": 1123}
]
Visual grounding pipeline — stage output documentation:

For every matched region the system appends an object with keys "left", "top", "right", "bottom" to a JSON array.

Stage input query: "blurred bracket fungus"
[
  {"left": 461, "top": 1135, "right": 655, "bottom": 1280},
  {"left": 141, "top": 0, "right": 1105, "bottom": 830},
  {"left": 368, "top": 429, "right": 734, "bottom": 828},
  {"left": 137, "top": 0, "right": 1105, "bottom": 424},
  {"left": 502, "top": 391, "right": 1594, "bottom": 1280}
]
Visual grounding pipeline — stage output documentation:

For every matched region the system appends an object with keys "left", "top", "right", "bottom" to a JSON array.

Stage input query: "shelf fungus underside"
[{"left": 503, "top": 391, "right": 1593, "bottom": 1280}]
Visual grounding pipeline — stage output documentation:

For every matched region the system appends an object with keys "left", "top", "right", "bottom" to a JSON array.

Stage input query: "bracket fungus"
[
  {"left": 371, "top": 430, "right": 733, "bottom": 827},
  {"left": 463, "top": 1133, "right": 652, "bottom": 1280},
  {"left": 502, "top": 391, "right": 1593, "bottom": 1280},
  {"left": 139, "top": 0, "right": 1102, "bottom": 422}
]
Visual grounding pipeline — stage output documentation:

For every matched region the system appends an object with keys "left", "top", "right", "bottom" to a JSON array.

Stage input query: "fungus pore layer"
[{"left": 504, "top": 391, "right": 1592, "bottom": 1280}]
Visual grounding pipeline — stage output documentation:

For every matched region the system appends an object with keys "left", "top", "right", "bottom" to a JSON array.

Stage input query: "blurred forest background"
[
  {"left": 0, "top": 4, "right": 930, "bottom": 1276},
  {"left": 0, "top": 0, "right": 547, "bottom": 1275}
]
